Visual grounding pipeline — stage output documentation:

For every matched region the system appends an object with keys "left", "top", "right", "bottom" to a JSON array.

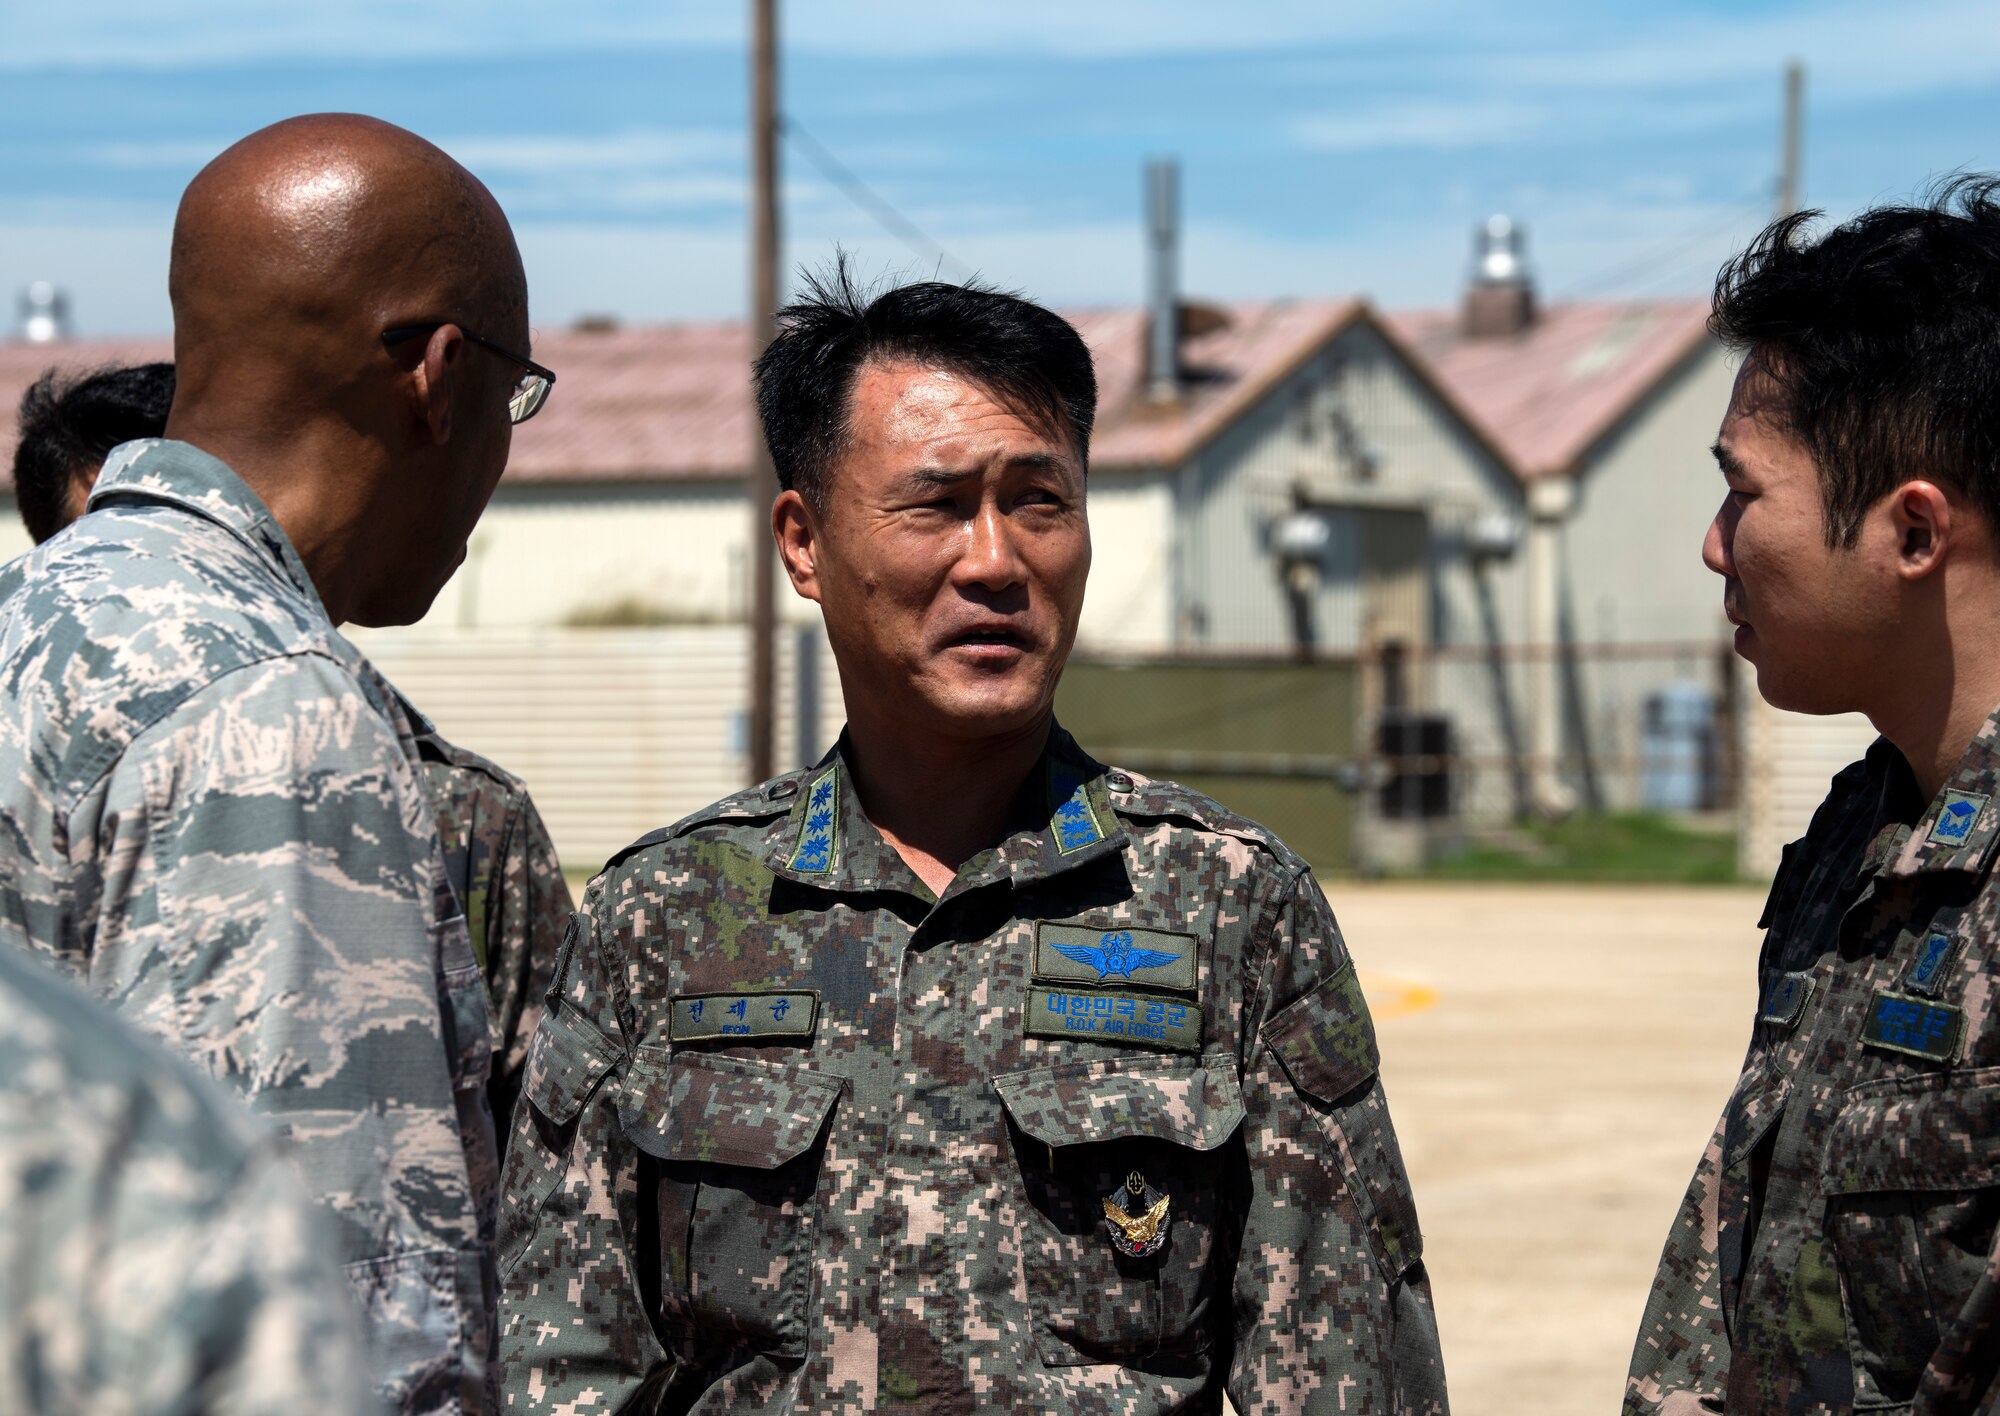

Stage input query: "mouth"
[{"left": 940, "top": 623, "right": 1036, "bottom": 656}]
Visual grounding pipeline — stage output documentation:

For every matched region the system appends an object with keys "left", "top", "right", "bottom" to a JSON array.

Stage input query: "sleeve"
[
  {"left": 483, "top": 788, "right": 570, "bottom": 1132},
  {"left": 498, "top": 884, "right": 666, "bottom": 1409},
  {"left": 88, "top": 653, "right": 486, "bottom": 1416},
  {"left": 1623, "top": 1113, "right": 1730, "bottom": 1415},
  {"left": 1226, "top": 867, "right": 1448, "bottom": 1416}
]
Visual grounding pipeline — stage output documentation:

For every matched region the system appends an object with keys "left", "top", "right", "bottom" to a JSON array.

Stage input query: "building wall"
[
  {"left": 1176, "top": 320, "right": 1526, "bottom": 657},
  {"left": 1551, "top": 340, "right": 1738, "bottom": 811}
]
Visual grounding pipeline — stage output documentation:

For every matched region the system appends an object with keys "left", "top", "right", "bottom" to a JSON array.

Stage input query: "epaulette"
[
  {"left": 1101, "top": 766, "right": 1299, "bottom": 868},
  {"left": 602, "top": 771, "right": 808, "bottom": 873}
]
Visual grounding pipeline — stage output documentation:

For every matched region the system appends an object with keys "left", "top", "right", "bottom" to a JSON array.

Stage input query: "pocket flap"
[
  {"left": 523, "top": 1004, "right": 621, "bottom": 1126},
  {"left": 993, "top": 1053, "right": 1245, "bottom": 1152},
  {"left": 1262, "top": 962, "right": 1379, "bottom": 1105},
  {"left": 1824, "top": 1067, "right": 2000, "bottom": 1194},
  {"left": 620, "top": 1051, "right": 845, "bottom": 1168}
]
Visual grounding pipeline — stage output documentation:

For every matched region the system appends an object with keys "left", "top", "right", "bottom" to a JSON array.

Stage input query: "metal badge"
[{"left": 1102, "top": 1171, "right": 1171, "bottom": 1259}]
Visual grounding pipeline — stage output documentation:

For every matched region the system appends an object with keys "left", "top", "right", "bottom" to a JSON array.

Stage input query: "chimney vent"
[
  {"left": 18, "top": 281, "right": 68, "bottom": 344},
  {"left": 1462, "top": 215, "right": 1536, "bottom": 338},
  {"left": 1145, "top": 158, "right": 1180, "bottom": 404}
]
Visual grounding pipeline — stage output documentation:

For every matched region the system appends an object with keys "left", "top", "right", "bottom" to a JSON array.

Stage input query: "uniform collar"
[
  {"left": 87, "top": 439, "right": 325, "bottom": 617},
  {"left": 1888, "top": 703, "right": 2000, "bottom": 878},
  {"left": 763, "top": 722, "right": 1127, "bottom": 900}
]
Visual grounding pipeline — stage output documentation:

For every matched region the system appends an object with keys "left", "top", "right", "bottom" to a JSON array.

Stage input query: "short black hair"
[
  {"left": 753, "top": 261, "right": 1097, "bottom": 511},
  {"left": 1711, "top": 175, "right": 2000, "bottom": 547},
  {"left": 13, "top": 362, "right": 176, "bottom": 544}
]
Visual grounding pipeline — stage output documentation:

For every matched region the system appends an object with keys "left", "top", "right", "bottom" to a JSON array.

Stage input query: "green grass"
[{"left": 1418, "top": 812, "right": 1739, "bottom": 884}]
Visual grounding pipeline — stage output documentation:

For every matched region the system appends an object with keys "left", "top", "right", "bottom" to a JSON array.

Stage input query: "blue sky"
[{"left": 5, "top": 0, "right": 1998, "bottom": 335}]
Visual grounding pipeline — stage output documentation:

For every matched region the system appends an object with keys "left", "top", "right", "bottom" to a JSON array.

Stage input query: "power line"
[
  {"left": 780, "top": 115, "right": 977, "bottom": 282},
  {"left": 1556, "top": 185, "right": 1773, "bottom": 300}
]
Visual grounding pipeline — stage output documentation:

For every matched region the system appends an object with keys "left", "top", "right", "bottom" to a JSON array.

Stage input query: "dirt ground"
[{"left": 1334, "top": 882, "right": 1764, "bottom": 1416}]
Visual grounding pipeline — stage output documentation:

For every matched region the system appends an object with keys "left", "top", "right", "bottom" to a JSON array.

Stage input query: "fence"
[{"left": 344, "top": 625, "right": 1749, "bottom": 880}]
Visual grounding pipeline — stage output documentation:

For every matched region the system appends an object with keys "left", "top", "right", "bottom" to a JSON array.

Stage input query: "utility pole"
[
  {"left": 746, "top": 0, "right": 780, "bottom": 784},
  {"left": 1777, "top": 59, "right": 1804, "bottom": 218}
]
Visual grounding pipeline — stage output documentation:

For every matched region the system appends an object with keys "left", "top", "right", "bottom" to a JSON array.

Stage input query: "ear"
[
  {"left": 773, "top": 488, "right": 824, "bottom": 605},
  {"left": 408, "top": 324, "right": 466, "bottom": 446},
  {"left": 1889, "top": 480, "right": 1954, "bottom": 582}
]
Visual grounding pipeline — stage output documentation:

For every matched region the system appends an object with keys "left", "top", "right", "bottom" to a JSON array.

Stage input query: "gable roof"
[
  {"left": 1385, "top": 298, "right": 1716, "bottom": 480},
  {"left": 0, "top": 296, "right": 1461, "bottom": 491}
]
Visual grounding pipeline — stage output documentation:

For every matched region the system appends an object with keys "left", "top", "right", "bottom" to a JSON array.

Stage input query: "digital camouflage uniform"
[
  {"left": 0, "top": 439, "right": 499, "bottom": 1416},
  {"left": 0, "top": 941, "right": 380, "bottom": 1416},
  {"left": 1628, "top": 711, "right": 2000, "bottom": 1415},
  {"left": 501, "top": 727, "right": 1446, "bottom": 1414},
  {"left": 405, "top": 705, "right": 569, "bottom": 1133}
]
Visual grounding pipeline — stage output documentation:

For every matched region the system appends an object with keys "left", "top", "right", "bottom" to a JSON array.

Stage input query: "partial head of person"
[
  {"left": 757, "top": 265, "right": 1096, "bottom": 753},
  {"left": 165, "top": 113, "right": 543, "bottom": 627},
  {"left": 13, "top": 362, "right": 174, "bottom": 544},
  {"left": 1706, "top": 175, "right": 2000, "bottom": 724}
]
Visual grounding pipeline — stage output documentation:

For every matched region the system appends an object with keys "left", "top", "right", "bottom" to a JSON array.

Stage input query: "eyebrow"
[
  {"left": 1711, "top": 442, "right": 1747, "bottom": 478},
  {"left": 896, "top": 452, "right": 1075, "bottom": 492}
]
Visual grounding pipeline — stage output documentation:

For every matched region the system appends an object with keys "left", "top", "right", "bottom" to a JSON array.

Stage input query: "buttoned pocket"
[
  {"left": 1822, "top": 1068, "right": 2000, "bottom": 1410},
  {"left": 498, "top": 1005, "right": 620, "bottom": 1275},
  {"left": 1262, "top": 961, "right": 1422, "bottom": 1282},
  {"left": 619, "top": 1050, "right": 844, "bottom": 1360},
  {"left": 995, "top": 1052, "right": 1245, "bottom": 1367}
]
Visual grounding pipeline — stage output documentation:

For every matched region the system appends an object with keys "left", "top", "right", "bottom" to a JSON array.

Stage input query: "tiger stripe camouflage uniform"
[
  {"left": 0, "top": 942, "right": 380, "bottom": 1416},
  {"left": 0, "top": 438, "right": 499, "bottom": 1416},
  {"left": 1628, "top": 712, "right": 2000, "bottom": 1414},
  {"left": 500, "top": 726, "right": 1446, "bottom": 1414},
  {"left": 405, "top": 706, "right": 568, "bottom": 1133}
]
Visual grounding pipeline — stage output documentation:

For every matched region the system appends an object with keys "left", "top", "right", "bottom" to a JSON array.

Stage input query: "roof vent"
[
  {"left": 18, "top": 281, "right": 68, "bottom": 344},
  {"left": 1462, "top": 216, "right": 1536, "bottom": 338}
]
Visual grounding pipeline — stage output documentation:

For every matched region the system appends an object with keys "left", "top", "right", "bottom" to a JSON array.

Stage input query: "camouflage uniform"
[
  {"left": 0, "top": 439, "right": 499, "bottom": 1415},
  {"left": 404, "top": 702, "right": 568, "bottom": 1132},
  {"left": 501, "top": 727, "right": 1446, "bottom": 1414},
  {"left": 1628, "top": 713, "right": 2000, "bottom": 1414},
  {"left": 0, "top": 941, "right": 381, "bottom": 1416}
]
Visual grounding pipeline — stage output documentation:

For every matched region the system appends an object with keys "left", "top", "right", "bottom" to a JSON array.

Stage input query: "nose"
[
  {"left": 953, "top": 500, "right": 1028, "bottom": 593},
  {"left": 1703, "top": 496, "right": 1737, "bottom": 579}
]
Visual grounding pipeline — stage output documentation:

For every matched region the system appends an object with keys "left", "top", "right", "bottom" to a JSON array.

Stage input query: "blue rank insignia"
[
  {"left": 1102, "top": 1171, "right": 1171, "bottom": 1259},
  {"left": 1906, "top": 931, "right": 1958, "bottom": 997},
  {"left": 1759, "top": 971, "right": 1815, "bottom": 1029},
  {"left": 1931, "top": 790, "right": 1987, "bottom": 846},
  {"left": 1047, "top": 765, "right": 1105, "bottom": 855},
  {"left": 1860, "top": 989, "right": 1964, "bottom": 1064},
  {"left": 788, "top": 765, "right": 840, "bottom": 873}
]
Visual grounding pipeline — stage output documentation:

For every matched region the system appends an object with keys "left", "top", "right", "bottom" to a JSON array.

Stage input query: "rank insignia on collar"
[
  {"left": 1931, "top": 790, "right": 1988, "bottom": 846},
  {"left": 1759, "top": 971, "right": 1814, "bottom": 1029},
  {"left": 1102, "top": 1171, "right": 1171, "bottom": 1259},
  {"left": 788, "top": 765, "right": 840, "bottom": 873}
]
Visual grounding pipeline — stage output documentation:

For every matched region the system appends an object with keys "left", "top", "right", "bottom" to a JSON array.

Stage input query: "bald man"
[{"left": 0, "top": 115, "right": 546, "bottom": 1416}]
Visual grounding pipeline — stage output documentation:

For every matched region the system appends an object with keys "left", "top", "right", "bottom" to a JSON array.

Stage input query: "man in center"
[{"left": 500, "top": 273, "right": 1446, "bottom": 1413}]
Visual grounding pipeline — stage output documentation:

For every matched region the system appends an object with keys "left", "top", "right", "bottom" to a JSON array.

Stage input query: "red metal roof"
[
  {"left": 1385, "top": 299, "right": 1715, "bottom": 480},
  {"left": 0, "top": 298, "right": 1373, "bottom": 490}
]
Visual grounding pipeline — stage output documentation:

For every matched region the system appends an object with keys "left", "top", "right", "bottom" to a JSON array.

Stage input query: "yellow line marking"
[{"left": 1357, "top": 971, "right": 1440, "bottom": 1022}]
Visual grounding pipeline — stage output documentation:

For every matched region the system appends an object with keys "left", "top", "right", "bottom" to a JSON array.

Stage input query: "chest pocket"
[
  {"left": 498, "top": 1004, "right": 620, "bottom": 1276},
  {"left": 1822, "top": 1068, "right": 2000, "bottom": 1410},
  {"left": 619, "top": 1050, "right": 844, "bottom": 1361},
  {"left": 995, "top": 1052, "right": 1245, "bottom": 1368}
]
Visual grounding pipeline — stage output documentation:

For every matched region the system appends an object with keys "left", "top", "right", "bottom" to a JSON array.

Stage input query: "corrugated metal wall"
[
  {"left": 348, "top": 623, "right": 846, "bottom": 877},
  {"left": 1738, "top": 676, "right": 1875, "bottom": 879}
]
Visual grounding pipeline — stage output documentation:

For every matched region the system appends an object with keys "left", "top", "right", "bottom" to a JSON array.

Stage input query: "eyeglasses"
[{"left": 382, "top": 323, "right": 557, "bottom": 424}]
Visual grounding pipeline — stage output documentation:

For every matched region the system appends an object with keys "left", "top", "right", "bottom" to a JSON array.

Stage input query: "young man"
[
  {"left": 0, "top": 114, "right": 543, "bottom": 1414},
  {"left": 500, "top": 272, "right": 1447, "bottom": 1413},
  {"left": 11, "top": 361, "right": 569, "bottom": 1134},
  {"left": 1628, "top": 179, "right": 2000, "bottom": 1414}
]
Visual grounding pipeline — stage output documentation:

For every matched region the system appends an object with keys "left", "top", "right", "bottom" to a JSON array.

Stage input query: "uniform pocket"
[
  {"left": 995, "top": 1052, "right": 1245, "bottom": 1367},
  {"left": 1262, "top": 961, "right": 1422, "bottom": 1281},
  {"left": 619, "top": 1050, "right": 844, "bottom": 1360},
  {"left": 345, "top": 1246, "right": 464, "bottom": 1415},
  {"left": 1822, "top": 1067, "right": 2000, "bottom": 1410},
  {"left": 498, "top": 1005, "right": 621, "bottom": 1275}
]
